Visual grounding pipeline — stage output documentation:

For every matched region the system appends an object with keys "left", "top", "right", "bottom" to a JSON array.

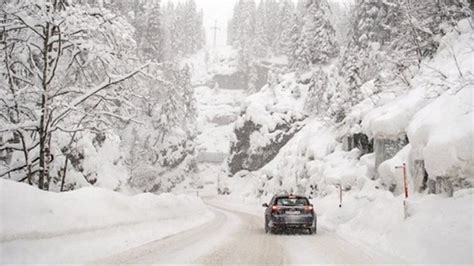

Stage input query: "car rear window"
[{"left": 276, "top": 197, "right": 309, "bottom": 206}]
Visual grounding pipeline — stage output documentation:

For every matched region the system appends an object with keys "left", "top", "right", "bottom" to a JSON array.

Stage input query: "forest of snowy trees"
[
  {"left": 0, "top": 0, "right": 205, "bottom": 192},
  {"left": 0, "top": 0, "right": 472, "bottom": 193},
  {"left": 226, "top": 0, "right": 471, "bottom": 185},
  {"left": 227, "top": 0, "right": 471, "bottom": 119}
]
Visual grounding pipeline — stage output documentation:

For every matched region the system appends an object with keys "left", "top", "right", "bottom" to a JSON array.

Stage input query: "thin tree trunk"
[
  {"left": 38, "top": 22, "right": 51, "bottom": 190},
  {"left": 60, "top": 150, "right": 69, "bottom": 192}
]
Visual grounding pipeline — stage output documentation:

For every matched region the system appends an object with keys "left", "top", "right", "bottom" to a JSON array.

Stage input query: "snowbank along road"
[{"left": 94, "top": 197, "right": 400, "bottom": 265}]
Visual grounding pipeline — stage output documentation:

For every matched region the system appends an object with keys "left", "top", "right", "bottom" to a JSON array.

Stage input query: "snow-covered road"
[{"left": 94, "top": 198, "right": 399, "bottom": 265}]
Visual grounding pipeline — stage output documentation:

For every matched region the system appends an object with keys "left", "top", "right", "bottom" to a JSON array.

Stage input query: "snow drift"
[
  {"left": 0, "top": 179, "right": 210, "bottom": 242},
  {"left": 0, "top": 179, "right": 213, "bottom": 263}
]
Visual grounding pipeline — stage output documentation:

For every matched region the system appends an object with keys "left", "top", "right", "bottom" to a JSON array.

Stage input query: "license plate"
[{"left": 286, "top": 210, "right": 300, "bottom": 215}]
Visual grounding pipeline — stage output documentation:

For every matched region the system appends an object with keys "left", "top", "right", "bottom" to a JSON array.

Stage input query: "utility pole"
[{"left": 210, "top": 20, "right": 220, "bottom": 48}]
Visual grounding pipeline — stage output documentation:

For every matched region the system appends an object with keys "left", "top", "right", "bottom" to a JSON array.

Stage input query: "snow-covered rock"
[
  {"left": 227, "top": 73, "right": 308, "bottom": 175},
  {"left": 408, "top": 86, "right": 473, "bottom": 181},
  {"left": 354, "top": 23, "right": 474, "bottom": 190}
]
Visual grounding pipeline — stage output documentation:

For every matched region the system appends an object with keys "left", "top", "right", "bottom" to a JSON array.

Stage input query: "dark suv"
[{"left": 262, "top": 194, "right": 317, "bottom": 234}]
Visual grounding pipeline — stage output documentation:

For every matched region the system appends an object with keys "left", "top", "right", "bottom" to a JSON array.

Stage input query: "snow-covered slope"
[
  {"left": 195, "top": 86, "right": 245, "bottom": 154},
  {"left": 359, "top": 19, "right": 474, "bottom": 190},
  {"left": 317, "top": 186, "right": 474, "bottom": 264},
  {"left": 227, "top": 72, "right": 308, "bottom": 174},
  {"left": 220, "top": 18, "right": 473, "bottom": 265}
]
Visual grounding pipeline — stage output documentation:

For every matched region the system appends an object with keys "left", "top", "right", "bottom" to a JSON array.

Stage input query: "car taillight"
[
  {"left": 272, "top": 205, "right": 280, "bottom": 214},
  {"left": 304, "top": 206, "right": 313, "bottom": 214}
]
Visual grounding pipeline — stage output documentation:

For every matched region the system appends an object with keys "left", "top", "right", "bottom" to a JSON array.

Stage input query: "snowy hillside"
[
  {"left": 359, "top": 19, "right": 474, "bottom": 192},
  {"left": 218, "top": 17, "right": 474, "bottom": 264},
  {"left": 195, "top": 86, "right": 245, "bottom": 154}
]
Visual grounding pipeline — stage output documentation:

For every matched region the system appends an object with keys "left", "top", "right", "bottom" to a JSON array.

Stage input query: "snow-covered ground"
[
  {"left": 195, "top": 86, "right": 245, "bottom": 154},
  {"left": 214, "top": 187, "right": 473, "bottom": 264},
  {"left": 183, "top": 46, "right": 239, "bottom": 86},
  {"left": 92, "top": 196, "right": 402, "bottom": 265},
  {"left": 0, "top": 179, "right": 213, "bottom": 264}
]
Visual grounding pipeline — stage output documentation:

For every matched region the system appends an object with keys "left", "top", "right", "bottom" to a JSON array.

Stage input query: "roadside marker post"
[
  {"left": 336, "top": 184, "right": 342, "bottom": 208},
  {"left": 395, "top": 163, "right": 409, "bottom": 219},
  {"left": 339, "top": 185, "right": 342, "bottom": 208}
]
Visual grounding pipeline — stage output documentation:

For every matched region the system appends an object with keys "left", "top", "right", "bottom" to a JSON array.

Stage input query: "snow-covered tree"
[
  {"left": 160, "top": 0, "right": 205, "bottom": 60},
  {"left": 304, "top": 68, "right": 330, "bottom": 115},
  {"left": 142, "top": 1, "right": 163, "bottom": 61},
  {"left": 292, "top": 0, "right": 339, "bottom": 68},
  {"left": 254, "top": 1, "right": 269, "bottom": 58},
  {"left": 288, "top": 17, "right": 304, "bottom": 69},
  {"left": 333, "top": 0, "right": 471, "bottom": 119},
  {"left": 0, "top": 0, "right": 146, "bottom": 190},
  {"left": 263, "top": 0, "right": 280, "bottom": 48},
  {"left": 180, "top": 65, "right": 197, "bottom": 136},
  {"left": 274, "top": 0, "right": 296, "bottom": 55}
]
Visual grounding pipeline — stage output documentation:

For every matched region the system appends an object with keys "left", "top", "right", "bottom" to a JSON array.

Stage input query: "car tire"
[
  {"left": 265, "top": 218, "right": 270, "bottom": 234},
  {"left": 309, "top": 220, "right": 317, "bottom": 235}
]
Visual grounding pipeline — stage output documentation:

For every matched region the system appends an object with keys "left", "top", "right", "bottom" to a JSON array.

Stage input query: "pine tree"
[
  {"left": 275, "top": 0, "right": 296, "bottom": 55},
  {"left": 295, "top": 0, "right": 339, "bottom": 68},
  {"left": 143, "top": 1, "right": 163, "bottom": 61},
  {"left": 180, "top": 65, "right": 197, "bottom": 135},
  {"left": 231, "top": 0, "right": 258, "bottom": 79},
  {"left": 160, "top": 0, "right": 206, "bottom": 60},
  {"left": 305, "top": 68, "right": 330, "bottom": 115},
  {"left": 264, "top": 0, "right": 280, "bottom": 49},
  {"left": 288, "top": 15, "right": 304, "bottom": 69},
  {"left": 336, "top": 0, "right": 404, "bottom": 110},
  {"left": 254, "top": 1, "right": 268, "bottom": 58},
  {"left": 339, "top": 38, "right": 363, "bottom": 107},
  {"left": 157, "top": 69, "right": 183, "bottom": 143}
]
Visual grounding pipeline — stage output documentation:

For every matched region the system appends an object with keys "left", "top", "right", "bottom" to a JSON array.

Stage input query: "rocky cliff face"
[{"left": 227, "top": 114, "right": 305, "bottom": 175}]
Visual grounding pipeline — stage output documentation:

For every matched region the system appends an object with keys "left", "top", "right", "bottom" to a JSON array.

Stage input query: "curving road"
[{"left": 93, "top": 198, "right": 397, "bottom": 265}]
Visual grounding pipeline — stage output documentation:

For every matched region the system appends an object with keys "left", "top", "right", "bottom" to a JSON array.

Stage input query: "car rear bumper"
[{"left": 269, "top": 214, "right": 315, "bottom": 228}]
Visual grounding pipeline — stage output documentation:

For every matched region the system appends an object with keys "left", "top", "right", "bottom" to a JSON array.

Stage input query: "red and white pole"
[
  {"left": 395, "top": 163, "right": 409, "bottom": 218},
  {"left": 402, "top": 163, "right": 408, "bottom": 199}
]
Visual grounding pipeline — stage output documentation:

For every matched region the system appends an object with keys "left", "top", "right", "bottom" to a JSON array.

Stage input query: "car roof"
[{"left": 274, "top": 194, "right": 308, "bottom": 198}]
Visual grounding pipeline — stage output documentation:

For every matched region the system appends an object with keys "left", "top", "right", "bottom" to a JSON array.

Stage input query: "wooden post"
[{"left": 403, "top": 163, "right": 408, "bottom": 198}]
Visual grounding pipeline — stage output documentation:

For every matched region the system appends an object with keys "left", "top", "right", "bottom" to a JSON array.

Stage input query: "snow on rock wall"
[
  {"left": 227, "top": 73, "right": 307, "bottom": 175},
  {"left": 408, "top": 86, "right": 473, "bottom": 191},
  {"left": 226, "top": 20, "right": 473, "bottom": 198},
  {"left": 359, "top": 20, "right": 474, "bottom": 193},
  {"left": 224, "top": 118, "right": 368, "bottom": 198}
]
